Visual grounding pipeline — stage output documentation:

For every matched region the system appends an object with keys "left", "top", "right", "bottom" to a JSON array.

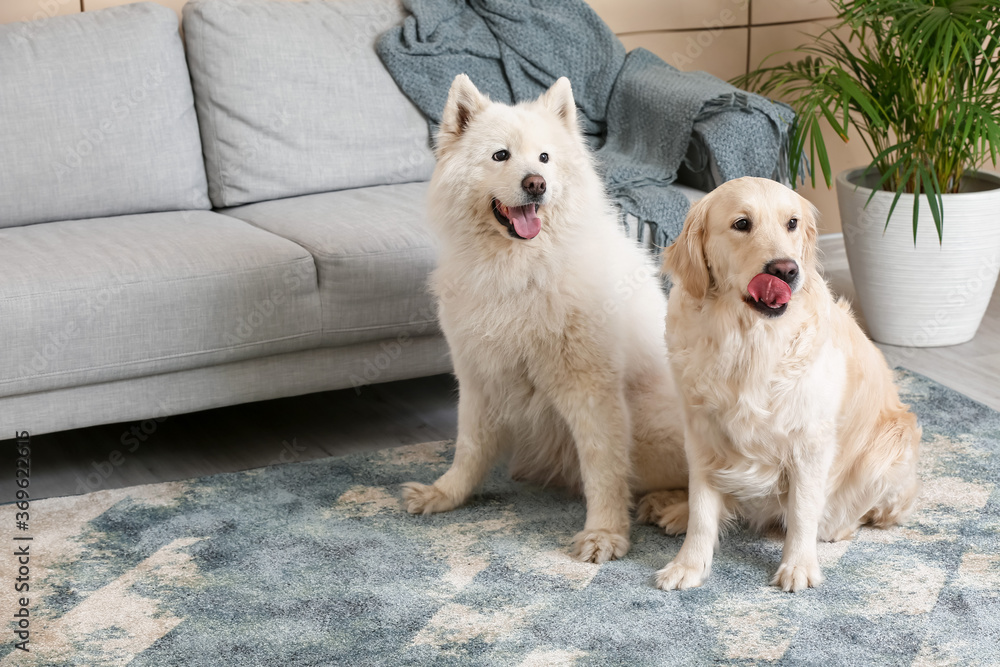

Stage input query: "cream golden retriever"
[
  {"left": 400, "top": 75, "right": 688, "bottom": 563},
  {"left": 654, "top": 176, "right": 921, "bottom": 592}
]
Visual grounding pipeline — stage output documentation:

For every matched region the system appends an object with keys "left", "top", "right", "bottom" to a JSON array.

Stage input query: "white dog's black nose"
[
  {"left": 765, "top": 259, "right": 799, "bottom": 285},
  {"left": 522, "top": 174, "right": 546, "bottom": 197}
]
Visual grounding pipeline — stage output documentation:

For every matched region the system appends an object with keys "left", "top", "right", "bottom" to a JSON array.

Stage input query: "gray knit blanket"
[{"left": 377, "top": 0, "right": 795, "bottom": 249}]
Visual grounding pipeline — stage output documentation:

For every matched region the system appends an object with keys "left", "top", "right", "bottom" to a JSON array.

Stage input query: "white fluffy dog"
[
  {"left": 401, "top": 74, "right": 688, "bottom": 563},
  {"left": 657, "top": 177, "right": 921, "bottom": 591}
]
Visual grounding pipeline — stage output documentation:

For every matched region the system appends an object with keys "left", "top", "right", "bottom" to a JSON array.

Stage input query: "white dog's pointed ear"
[
  {"left": 438, "top": 74, "right": 489, "bottom": 152},
  {"left": 664, "top": 196, "right": 711, "bottom": 300},
  {"left": 540, "top": 77, "right": 579, "bottom": 134}
]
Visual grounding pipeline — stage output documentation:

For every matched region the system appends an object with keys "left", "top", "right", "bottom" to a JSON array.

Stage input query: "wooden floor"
[{"left": 11, "top": 235, "right": 1000, "bottom": 501}]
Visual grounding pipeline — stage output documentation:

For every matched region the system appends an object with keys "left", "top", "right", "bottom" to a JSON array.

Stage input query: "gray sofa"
[
  {"left": 0, "top": 0, "right": 451, "bottom": 436},
  {"left": 0, "top": 0, "right": 705, "bottom": 436}
]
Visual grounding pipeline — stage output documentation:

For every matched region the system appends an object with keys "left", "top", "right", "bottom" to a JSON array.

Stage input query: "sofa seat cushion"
[
  {"left": 0, "top": 3, "right": 210, "bottom": 228},
  {"left": 0, "top": 211, "right": 321, "bottom": 398},
  {"left": 222, "top": 182, "right": 438, "bottom": 347},
  {"left": 183, "top": 0, "right": 436, "bottom": 208}
]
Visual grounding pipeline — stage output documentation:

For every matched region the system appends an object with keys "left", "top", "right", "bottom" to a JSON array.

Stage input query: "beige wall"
[
  {"left": 83, "top": 0, "right": 188, "bottom": 19},
  {"left": 0, "top": 0, "right": 81, "bottom": 24},
  {"left": 0, "top": 0, "right": 302, "bottom": 23},
  {"left": 2, "top": 0, "right": 856, "bottom": 232}
]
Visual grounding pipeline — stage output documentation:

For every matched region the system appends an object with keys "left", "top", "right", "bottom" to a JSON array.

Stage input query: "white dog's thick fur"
[
  {"left": 657, "top": 177, "right": 921, "bottom": 591},
  {"left": 402, "top": 75, "right": 688, "bottom": 563}
]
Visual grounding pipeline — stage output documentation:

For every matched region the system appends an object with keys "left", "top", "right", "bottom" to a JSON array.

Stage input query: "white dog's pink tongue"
[
  {"left": 508, "top": 204, "right": 541, "bottom": 239},
  {"left": 747, "top": 273, "right": 792, "bottom": 308}
]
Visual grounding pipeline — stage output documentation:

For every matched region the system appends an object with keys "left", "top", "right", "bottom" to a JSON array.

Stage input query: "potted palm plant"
[{"left": 738, "top": 0, "right": 1000, "bottom": 346}]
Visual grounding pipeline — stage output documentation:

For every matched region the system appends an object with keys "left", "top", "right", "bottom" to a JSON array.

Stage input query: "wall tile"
[
  {"left": 621, "top": 27, "right": 748, "bottom": 82},
  {"left": 0, "top": 0, "right": 80, "bottom": 25},
  {"left": 587, "top": 0, "right": 749, "bottom": 34},
  {"left": 751, "top": 0, "right": 837, "bottom": 26}
]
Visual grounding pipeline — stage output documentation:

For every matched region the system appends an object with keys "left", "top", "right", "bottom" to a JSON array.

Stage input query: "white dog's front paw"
[
  {"left": 571, "top": 529, "right": 629, "bottom": 564},
  {"left": 771, "top": 560, "right": 823, "bottom": 592},
  {"left": 401, "top": 482, "right": 458, "bottom": 515},
  {"left": 654, "top": 560, "right": 708, "bottom": 590}
]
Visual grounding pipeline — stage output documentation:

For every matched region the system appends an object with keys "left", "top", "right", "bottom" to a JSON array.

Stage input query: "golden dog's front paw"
[
  {"left": 636, "top": 490, "right": 689, "bottom": 535},
  {"left": 401, "top": 482, "right": 458, "bottom": 515},
  {"left": 654, "top": 561, "right": 708, "bottom": 590},
  {"left": 571, "top": 529, "right": 629, "bottom": 564},
  {"left": 771, "top": 561, "right": 823, "bottom": 592}
]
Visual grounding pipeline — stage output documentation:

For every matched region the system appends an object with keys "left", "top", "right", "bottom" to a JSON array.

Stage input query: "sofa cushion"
[
  {"left": 0, "top": 211, "right": 321, "bottom": 398},
  {"left": 183, "top": 0, "right": 436, "bottom": 208},
  {"left": 0, "top": 3, "right": 210, "bottom": 228},
  {"left": 222, "top": 182, "right": 439, "bottom": 346}
]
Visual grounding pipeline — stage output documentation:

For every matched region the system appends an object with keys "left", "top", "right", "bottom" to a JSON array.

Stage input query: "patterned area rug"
[{"left": 2, "top": 370, "right": 998, "bottom": 666}]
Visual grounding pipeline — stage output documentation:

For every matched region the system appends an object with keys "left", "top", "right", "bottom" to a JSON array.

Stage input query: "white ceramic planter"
[{"left": 836, "top": 168, "right": 1000, "bottom": 347}]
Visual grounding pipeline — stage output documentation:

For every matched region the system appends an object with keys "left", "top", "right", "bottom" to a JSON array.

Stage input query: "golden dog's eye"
[
  {"left": 492, "top": 149, "right": 510, "bottom": 162},
  {"left": 539, "top": 153, "right": 549, "bottom": 163},
  {"left": 733, "top": 217, "right": 751, "bottom": 232},
  {"left": 788, "top": 218, "right": 798, "bottom": 231}
]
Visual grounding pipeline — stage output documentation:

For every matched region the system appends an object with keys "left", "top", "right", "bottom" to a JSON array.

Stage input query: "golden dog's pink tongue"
[
  {"left": 508, "top": 204, "right": 541, "bottom": 239},
  {"left": 747, "top": 273, "right": 792, "bottom": 308}
]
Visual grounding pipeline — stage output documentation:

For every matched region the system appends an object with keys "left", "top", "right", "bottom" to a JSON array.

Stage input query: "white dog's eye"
[
  {"left": 733, "top": 218, "right": 751, "bottom": 232},
  {"left": 539, "top": 153, "right": 549, "bottom": 163},
  {"left": 492, "top": 150, "right": 510, "bottom": 162},
  {"left": 788, "top": 218, "right": 798, "bottom": 231}
]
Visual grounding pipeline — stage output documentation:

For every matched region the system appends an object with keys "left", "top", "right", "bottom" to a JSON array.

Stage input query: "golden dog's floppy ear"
[
  {"left": 539, "top": 77, "right": 579, "bottom": 137},
  {"left": 664, "top": 196, "right": 711, "bottom": 300},
  {"left": 437, "top": 74, "right": 489, "bottom": 156},
  {"left": 801, "top": 198, "right": 821, "bottom": 271}
]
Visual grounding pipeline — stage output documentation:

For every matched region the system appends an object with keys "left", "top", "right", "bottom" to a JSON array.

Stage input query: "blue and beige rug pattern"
[{"left": 1, "top": 370, "right": 998, "bottom": 665}]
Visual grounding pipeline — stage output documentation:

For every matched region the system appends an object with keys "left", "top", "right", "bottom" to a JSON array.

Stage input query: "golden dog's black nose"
[
  {"left": 522, "top": 174, "right": 546, "bottom": 197},
  {"left": 765, "top": 259, "right": 799, "bottom": 285}
]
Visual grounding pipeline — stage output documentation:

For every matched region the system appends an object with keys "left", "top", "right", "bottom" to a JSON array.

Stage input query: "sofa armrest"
[{"left": 679, "top": 93, "right": 796, "bottom": 192}]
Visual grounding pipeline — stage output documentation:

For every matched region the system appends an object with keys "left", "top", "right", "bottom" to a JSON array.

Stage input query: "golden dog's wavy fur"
[
  {"left": 401, "top": 75, "right": 688, "bottom": 563},
  {"left": 654, "top": 177, "right": 921, "bottom": 592}
]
